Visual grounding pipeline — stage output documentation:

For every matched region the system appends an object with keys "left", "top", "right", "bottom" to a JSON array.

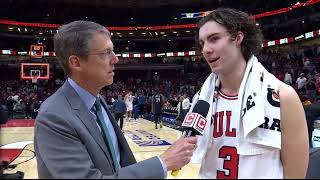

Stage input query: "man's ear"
[
  {"left": 235, "top": 32, "right": 244, "bottom": 47},
  {"left": 68, "top": 55, "right": 82, "bottom": 72}
]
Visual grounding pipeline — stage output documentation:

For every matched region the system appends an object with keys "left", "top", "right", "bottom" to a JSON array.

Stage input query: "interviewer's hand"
[{"left": 159, "top": 136, "right": 197, "bottom": 171}]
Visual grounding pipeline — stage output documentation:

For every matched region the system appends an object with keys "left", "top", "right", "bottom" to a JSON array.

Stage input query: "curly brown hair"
[{"left": 196, "top": 8, "right": 264, "bottom": 61}]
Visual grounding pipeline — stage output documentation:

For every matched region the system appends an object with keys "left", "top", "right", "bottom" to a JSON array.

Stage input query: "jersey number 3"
[{"left": 217, "top": 146, "right": 239, "bottom": 179}]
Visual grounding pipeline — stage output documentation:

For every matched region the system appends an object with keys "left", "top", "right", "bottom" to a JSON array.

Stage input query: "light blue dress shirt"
[
  {"left": 68, "top": 78, "right": 120, "bottom": 164},
  {"left": 68, "top": 78, "right": 167, "bottom": 177}
]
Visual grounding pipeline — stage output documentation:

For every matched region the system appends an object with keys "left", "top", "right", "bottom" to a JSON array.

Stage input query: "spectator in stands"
[
  {"left": 169, "top": 95, "right": 179, "bottom": 108},
  {"left": 306, "top": 78, "right": 317, "bottom": 102},
  {"left": 317, "top": 45, "right": 320, "bottom": 56},
  {"left": 181, "top": 93, "right": 190, "bottom": 115},
  {"left": 284, "top": 70, "right": 293, "bottom": 85},
  {"left": 193, "top": 8, "right": 309, "bottom": 178},
  {"left": 137, "top": 92, "right": 146, "bottom": 118},
  {"left": 175, "top": 95, "right": 186, "bottom": 127},
  {"left": 24, "top": 96, "right": 32, "bottom": 119},
  {"left": 6, "top": 95, "right": 14, "bottom": 119},
  {"left": 13, "top": 98, "right": 25, "bottom": 115},
  {"left": 32, "top": 100, "right": 41, "bottom": 119},
  {"left": 0, "top": 103, "right": 8, "bottom": 124},
  {"left": 296, "top": 73, "right": 307, "bottom": 93},
  {"left": 315, "top": 74, "right": 320, "bottom": 98}
]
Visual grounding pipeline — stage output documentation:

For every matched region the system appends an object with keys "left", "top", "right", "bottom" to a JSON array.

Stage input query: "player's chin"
[{"left": 210, "top": 66, "right": 221, "bottom": 74}]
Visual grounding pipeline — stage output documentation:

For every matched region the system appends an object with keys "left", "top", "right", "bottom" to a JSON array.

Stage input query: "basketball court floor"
[{"left": 1, "top": 118, "right": 200, "bottom": 179}]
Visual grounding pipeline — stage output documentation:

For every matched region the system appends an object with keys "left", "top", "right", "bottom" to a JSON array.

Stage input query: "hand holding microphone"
[
  {"left": 171, "top": 100, "right": 210, "bottom": 176},
  {"left": 159, "top": 136, "right": 197, "bottom": 173}
]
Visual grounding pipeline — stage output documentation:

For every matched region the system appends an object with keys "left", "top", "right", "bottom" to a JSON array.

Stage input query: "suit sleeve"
[
  {"left": 117, "top": 157, "right": 165, "bottom": 179},
  {"left": 35, "top": 111, "right": 165, "bottom": 179}
]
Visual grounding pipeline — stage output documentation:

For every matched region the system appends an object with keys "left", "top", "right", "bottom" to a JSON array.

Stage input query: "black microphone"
[{"left": 171, "top": 100, "right": 210, "bottom": 176}]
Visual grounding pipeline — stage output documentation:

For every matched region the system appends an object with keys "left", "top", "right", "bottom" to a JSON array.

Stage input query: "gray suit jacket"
[{"left": 34, "top": 81, "right": 165, "bottom": 179}]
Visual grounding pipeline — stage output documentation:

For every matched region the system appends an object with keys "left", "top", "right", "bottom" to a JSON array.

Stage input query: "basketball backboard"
[{"left": 20, "top": 63, "right": 50, "bottom": 80}]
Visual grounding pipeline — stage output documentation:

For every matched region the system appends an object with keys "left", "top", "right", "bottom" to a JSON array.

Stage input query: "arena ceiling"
[
  {"left": 3, "top": 0, "right": 214, "bottom": 8},
  {"left": 56, "top": 0, "right": 213, "bottom": 7}
]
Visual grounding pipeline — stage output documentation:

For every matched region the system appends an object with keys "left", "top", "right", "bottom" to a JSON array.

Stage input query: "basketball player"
[
  {"left": 151, "top": 89, "right": 164, "bottom": 129},
  {"left": 124, "top": 90, "right": 134, "bottom": 121},
  {"left": 192, "top": 8, "right": 309, "bottom": 178}
]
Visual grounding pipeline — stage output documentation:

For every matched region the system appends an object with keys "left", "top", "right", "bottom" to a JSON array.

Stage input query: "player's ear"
[{"left": 235, "top": 32, "right": 244, "bottom": 47}]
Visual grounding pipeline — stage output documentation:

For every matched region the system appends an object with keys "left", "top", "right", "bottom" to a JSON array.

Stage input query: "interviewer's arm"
[{"left": 35, "top": 111, "right": 165, "bottom": 179}]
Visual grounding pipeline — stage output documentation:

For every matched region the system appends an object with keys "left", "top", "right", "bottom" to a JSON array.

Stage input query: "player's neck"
[{"left": 219, "top": 62, "right": 246, "bottom": 95}]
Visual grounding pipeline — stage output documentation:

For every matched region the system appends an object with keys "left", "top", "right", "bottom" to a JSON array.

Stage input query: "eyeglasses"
[{"left": 86, "top": 49, "right": 116, "bottom": 60}]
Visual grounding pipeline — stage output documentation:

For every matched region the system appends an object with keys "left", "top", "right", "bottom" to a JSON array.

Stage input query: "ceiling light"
[
  {"left": 160, "top": 32, "right": 165, "bottom": 34},
  {"left": 172, "top": 31, "right": 177, "bottom": 33},
  {"left": 8, "top": 27, "right": 14, "bottom": 30},
  {"left": 129, "top": 32, "right": 134, "bottom": 35},
  {"left": 185, "top": 30, "right": 190, "bottom": 33}
]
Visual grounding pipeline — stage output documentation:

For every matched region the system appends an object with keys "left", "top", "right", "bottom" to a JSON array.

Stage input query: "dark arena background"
[{"left": 0, "top": 0, "right": 320, "bottom": 179}]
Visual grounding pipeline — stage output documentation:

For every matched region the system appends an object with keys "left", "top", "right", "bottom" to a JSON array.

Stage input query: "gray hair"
[{"left": 54, "top": 20, "right": 111, "bottom": 76}]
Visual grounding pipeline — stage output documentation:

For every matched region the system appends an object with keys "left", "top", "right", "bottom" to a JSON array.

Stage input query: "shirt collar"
[{"left": 68, "top": 78, "right": 97, "bottom": 110}]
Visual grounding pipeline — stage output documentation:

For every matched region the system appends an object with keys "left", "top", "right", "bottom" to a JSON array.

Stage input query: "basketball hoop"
[
  {"left": 31, "top": 75, "right": 38, "bottom": 84},
  {"left": 20, "top": 63, "right": 50, "bottom": 80}
]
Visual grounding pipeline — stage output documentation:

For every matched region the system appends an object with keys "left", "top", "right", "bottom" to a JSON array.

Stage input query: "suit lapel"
[
  {"left": 61, "top": 82, "right": 114, "bottom": 166},
  {"left": 100, "top": 97, "right": 137, "bottom": 166}
]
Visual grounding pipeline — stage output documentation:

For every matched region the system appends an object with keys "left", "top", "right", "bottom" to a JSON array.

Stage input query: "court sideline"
[{"left": 0, "top": 118, "right": 200, "bottom": 179}]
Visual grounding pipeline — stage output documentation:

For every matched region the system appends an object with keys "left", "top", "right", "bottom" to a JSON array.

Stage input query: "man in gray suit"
[{"left": 34, "top": 21, "right": 197, "bottom": 179}]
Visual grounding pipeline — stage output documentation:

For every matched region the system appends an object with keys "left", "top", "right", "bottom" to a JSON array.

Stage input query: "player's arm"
[
  {"left": 279, "top": 82, "right": 309, "bottom": 178},
  {"left": 161, "top": 94, "right": 166, "bottom": 107}
]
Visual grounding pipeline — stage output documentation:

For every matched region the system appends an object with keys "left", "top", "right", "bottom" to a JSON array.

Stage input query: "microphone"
[{"left": 171, "top": 100, "right": 210, "bottom": 176}]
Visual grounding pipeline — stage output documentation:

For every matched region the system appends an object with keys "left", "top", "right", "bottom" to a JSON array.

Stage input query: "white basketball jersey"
[
  {"left": 125, "top": 94, "right": 133, "bottom": 110},
  {"left": 199, "top": 90, "right": 283, "bottom": 179}
]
